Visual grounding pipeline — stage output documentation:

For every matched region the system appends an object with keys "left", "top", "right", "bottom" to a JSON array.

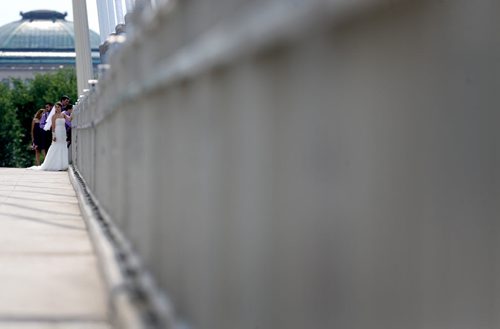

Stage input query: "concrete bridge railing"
[{"left": 72, "top": 0, "right": 500, "bottom": 328}]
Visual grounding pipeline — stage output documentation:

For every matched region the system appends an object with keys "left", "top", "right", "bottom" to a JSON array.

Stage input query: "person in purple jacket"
[{"left": 39, "top": 102, "right": 53, "bottom": 152}]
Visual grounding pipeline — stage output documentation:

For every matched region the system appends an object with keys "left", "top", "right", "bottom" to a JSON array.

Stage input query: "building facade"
[{"left": 0, "top": 10, "right": 100, "bottom": 83}]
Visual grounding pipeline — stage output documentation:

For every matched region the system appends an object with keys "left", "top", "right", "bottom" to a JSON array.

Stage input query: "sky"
[{"left": 0, "top": 0, "right": 100, "bottom": 34}]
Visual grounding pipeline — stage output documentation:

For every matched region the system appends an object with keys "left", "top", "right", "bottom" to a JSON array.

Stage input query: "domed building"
[{"left": 0, "top": 10, "right": 100, "bottom": 83}]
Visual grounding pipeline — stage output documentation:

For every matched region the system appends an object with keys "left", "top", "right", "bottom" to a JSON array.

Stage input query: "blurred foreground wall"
[{"left": 73, "top": 0, "right": 500, "bottom": 328}]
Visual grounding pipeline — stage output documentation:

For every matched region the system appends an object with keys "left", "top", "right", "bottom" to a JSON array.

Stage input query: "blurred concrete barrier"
[{"left": 73, "top": 0, "right": 500, "bottom": 328}]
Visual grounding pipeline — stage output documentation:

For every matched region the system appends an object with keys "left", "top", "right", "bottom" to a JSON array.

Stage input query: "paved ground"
[{"left": 0, "top": 168, "right": 109, "bottom": 328}]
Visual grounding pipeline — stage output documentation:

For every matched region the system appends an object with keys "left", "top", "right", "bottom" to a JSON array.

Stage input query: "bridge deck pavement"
[{"left": 0, "top": 168, "right": 109, "bottom": 328}]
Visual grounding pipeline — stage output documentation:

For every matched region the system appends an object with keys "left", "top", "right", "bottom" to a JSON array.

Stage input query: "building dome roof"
[{"left": 0, "top": 10, "right": 100, "bottom": 51}]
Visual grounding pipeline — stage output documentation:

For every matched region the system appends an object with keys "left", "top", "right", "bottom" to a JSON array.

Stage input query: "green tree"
[
  {"left": 0, "top": 83, "right": 22, "bottom": 167},
  {"left": 30, "top": 68, "right": 77, "bottom": 108},
  {"left": 9, "top": 78, "right": 35, "bottom": 166}
]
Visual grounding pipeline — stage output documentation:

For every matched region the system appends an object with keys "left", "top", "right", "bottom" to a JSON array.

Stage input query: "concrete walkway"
[{"left": 0, "top": 168, "right": 109, "bottom": 328}]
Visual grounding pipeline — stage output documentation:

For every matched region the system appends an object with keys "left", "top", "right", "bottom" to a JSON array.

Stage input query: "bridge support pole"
[{"left": 72, "top": 0, "right": 93, "bottom": 94}]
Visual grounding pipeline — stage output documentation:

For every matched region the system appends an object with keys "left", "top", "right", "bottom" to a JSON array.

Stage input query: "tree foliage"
[
  {"left": 0, "top": 84, "right": 22, "bottom": 167},
  {"left": 0, "top": 68, "right": 77, "bottom": 167}
]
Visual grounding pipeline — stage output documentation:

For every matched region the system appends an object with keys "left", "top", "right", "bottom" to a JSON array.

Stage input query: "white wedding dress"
[{"left": 31, "top": 118, "right": 68, "bottom": 171}]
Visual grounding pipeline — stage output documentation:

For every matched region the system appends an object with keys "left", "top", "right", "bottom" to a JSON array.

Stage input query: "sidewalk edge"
[{"left": 68, "top": 165, "right": 174, "bottom": 329}]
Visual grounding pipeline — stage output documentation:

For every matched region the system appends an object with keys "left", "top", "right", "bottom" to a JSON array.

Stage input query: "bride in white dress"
[{"left": 31, "top": 102, "right": 69, "bottom": 171}]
